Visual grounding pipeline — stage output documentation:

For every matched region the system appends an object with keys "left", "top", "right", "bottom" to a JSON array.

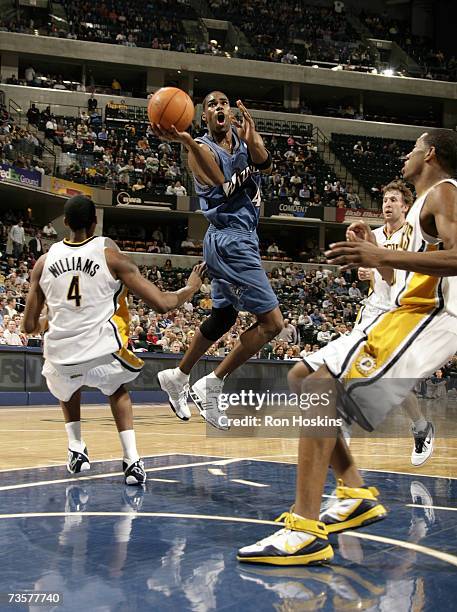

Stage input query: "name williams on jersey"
[{"left": 47, "top": 257, "right": 100, "bottom": 278}]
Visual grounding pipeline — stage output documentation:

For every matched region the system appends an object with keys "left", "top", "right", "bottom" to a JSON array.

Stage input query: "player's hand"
[
  {"left": 325, "top": 237, "right": 387, "bottom": 271},
  {"left": 152, "top": 123, "right": 192, "bottom": 146},
  {"left": 232, "top": 100, "right": 256, "bottom": 144},
  {"left": 186, "top": 263, "right": 207, "bottom": 293},
  {"left": 346, "top": 221, "right": 376, "bottom": 244},
  {"left": 358, "top": 267, "right": 373, "bottom": 281}
]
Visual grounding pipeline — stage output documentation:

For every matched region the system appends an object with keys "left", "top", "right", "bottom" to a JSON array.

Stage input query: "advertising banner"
[
  {"left": 0, "top": 163, "right": 42, "bottom": 188},
  {"left": 112, "top": 190, "right": 177, "bottom": 209},
  {"left": 336, "top": 207, "right": 384, "bottom": 223},
  {"left": 263, "top": 199, "right": 324, "bottom": 219},
  {"left": 50, "top": 177, "right": 94, "bottom": 198}
]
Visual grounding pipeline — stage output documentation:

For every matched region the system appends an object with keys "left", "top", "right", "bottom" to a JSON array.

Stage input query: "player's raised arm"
[
  {"left": 22, "top": 255, "right": 47, "bottom": 334},
  {"left": 152, "top": 124, "right": 225, "bottom": 186},
  {"left": 105, "top": 248, "right": 205, "bottom": 313},
  {"left": 234, "top": 100, "right": 272, "bottom": 173}
]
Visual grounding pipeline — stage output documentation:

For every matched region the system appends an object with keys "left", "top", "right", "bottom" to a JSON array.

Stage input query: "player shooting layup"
[{"left": 153, "top": 91, "right": 283, "bottom": 429}]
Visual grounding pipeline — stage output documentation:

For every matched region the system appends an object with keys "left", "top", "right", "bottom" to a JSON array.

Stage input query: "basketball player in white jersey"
[
  {"left": 238, "top": 128, "right": 457, "bottom": 566},
  {"left": 22, "top": 195, "right": 204, "bottom": 484},
  {"left": 288, "top": 180, "right": 434, "bottom": 466}
]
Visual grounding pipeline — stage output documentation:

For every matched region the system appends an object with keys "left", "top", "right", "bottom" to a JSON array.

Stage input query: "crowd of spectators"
[
  {"left": 361, "top": 11, "right": 457, "bottom": 83},
  {"left": 2, "top": 208, "right": 457, "bottom": 397},
  {"left": 221, "top": 1, "right": 376, "bottom": 70},
  {"left": 260, "top": 133, "right": 359, "bottom": 209},
  {"left": 1, "top": 1, "right": 455, "bottom": 88},
  {"left": 0, "top": 209, "right": 368, "bottom": 358},
  {"left": 0, "top": 102, "right": 50, "bottom": 175},
  {"left": 25, "top": 101, "right": 186, "bottom": 193}
]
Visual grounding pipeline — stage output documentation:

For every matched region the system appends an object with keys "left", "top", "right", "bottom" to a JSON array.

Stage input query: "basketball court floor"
[{"left": 1, "top": 401, "right": 456, "bottom": 611}]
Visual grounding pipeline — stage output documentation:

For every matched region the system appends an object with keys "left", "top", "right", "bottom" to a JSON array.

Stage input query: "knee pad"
[{"left": 200, "top": 306, "right": 238, "bottom": 341}]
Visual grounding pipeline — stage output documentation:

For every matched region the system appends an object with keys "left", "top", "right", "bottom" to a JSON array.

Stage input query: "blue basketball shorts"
[{"left": 203, "top": 227, "right": 279, "bottom": 315}]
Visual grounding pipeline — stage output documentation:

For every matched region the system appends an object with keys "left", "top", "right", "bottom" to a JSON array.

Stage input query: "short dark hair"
[
  {"left": 382, "top": 180, "right": 414, "bottom": 207},
  {"left": 202, "top": 90, "right": 228, "bottom": 110},
  {"left": 64, "top": 195, "right": 96, "bottom": 231},
  {"left": 422, "top": 129, "right": 457, "bottom": 176}
]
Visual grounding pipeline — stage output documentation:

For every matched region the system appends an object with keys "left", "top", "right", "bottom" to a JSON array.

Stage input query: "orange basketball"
[{"left": 147, "top": 87, "right": 195, "bottom": 131}]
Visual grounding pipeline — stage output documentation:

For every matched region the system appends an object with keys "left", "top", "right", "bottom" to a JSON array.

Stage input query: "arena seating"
[
  {"left": 330, "top": 133, "right": 413, "bottom": 201},
  {"left": 361, "top": 11, "right": 457, "bottom": 83}
]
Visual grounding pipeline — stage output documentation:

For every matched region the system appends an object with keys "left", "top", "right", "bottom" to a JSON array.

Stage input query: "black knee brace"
[{"left": 200, "top": 305, "right": 238, "bottom": 341}]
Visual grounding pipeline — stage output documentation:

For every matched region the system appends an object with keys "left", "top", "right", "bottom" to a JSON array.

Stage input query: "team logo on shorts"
[{"left": 355, "top": 352, "right": 377, "bottom": 376}]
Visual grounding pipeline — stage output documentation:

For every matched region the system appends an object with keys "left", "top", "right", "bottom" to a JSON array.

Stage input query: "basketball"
[{"left": 147, "top": 87, "right": 195, "bottom": 131}]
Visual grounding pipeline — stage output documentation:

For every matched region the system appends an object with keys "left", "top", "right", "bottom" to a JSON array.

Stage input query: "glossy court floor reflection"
[{"left": 0, "top": 401, "right": 457, "bottom": 611}]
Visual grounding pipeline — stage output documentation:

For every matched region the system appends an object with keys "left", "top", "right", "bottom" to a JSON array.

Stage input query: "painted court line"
[
  {"left": 0, "top": 452, "right": 181, "bottom": 473},
  {"left": 0, "top": 458, "right": 243, "bottom": 492},
  {"left": 406, "top": 504, "right": 457, "bottom": 512},
  {"left": 0, "top": 511, "right": 456, "bottom": 568},
  {"left": 230, "top": 479, "right": 269, "bottom": 488},
  {"left": 346, "top": 531, "right": 457, "bottom": 568}
]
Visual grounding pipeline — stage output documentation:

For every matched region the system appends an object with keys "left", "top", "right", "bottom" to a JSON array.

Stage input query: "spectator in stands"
[
  {"left": 316, "top": 322, "right": 334, "bottom": 346},
  {"left": 267, "top": 241, "right": 280, "bottom": 256},
  {"left": 88, "top": 94, "right": 98, "bottom": 111},
  {"left": 26, "top": 104, "right": 40, "bottom": 127},
  {"left": 132, "top": 178, "right": 145, "bottom": 192},
  {"left": 348, "top": 282, "right": 362, "bottom": 299},
  {"left": 42, "top": 222, "right": 57, "bottom": 238},
  {"left": 45, "top": 116, "right": 60, "bottom": 145},
  {"left": 28, "top": 230, "right": 44, "bottom": 258},
  {"left": 9, "top": 220, "right": 25, "bottom": 259},
  {"left": 111, "top": 78, "right": 122, "bottom": 95},
  {"left": 4, "top": 320, "right": 23, "bottom": 346},
  {"left": 277, "top": 318, "right": 298, "bottom": 344},
  {"left": 5, "top": 297, "right": 17, "bottom": 317}
]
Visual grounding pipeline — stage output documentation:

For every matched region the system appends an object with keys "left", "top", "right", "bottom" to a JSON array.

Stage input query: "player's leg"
[
  {"left": 403, "top": 392, "right": 435, "bottom": 466},
  {"left": 188, "top": 307, "right": 283, "bottom": 430},
  {"left": 60, "top": 389, "right": 91, "bottom": 474},
  {"left": 88, "top": 352, "right": 146, "bottom": 484},
  {"left": 158, "top": 304, "right": 238, "bottom": 420},
  {"left": 237, "top": 365, "right": 386, "bottom": 565},
  {"left": 214, "top": 306, "right": 284, "bottom": 378},
  {"left": 109, "top": 385, "right": 146, "bottom": 485}
]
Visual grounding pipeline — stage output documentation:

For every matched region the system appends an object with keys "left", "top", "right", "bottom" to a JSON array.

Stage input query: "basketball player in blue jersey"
[{"left": 153, "top": 91, "right": 283, "bottom": 429}]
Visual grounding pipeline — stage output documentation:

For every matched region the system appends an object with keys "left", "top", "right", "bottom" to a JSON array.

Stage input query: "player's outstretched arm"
[
  {"left": 328, "top": 183, "right": 457, "bottom": 276},
  {"left": 105, "top": 249, "right": 205, "bottom": 313},
  {"left": 22, "top": 255, "right": 47, "bottom": 334},
  {"left": 233, "top": 100, "right": 272, "bottom": 173},
  {"left": 152, "top": 124, "right": 225, "bottom": 186}
]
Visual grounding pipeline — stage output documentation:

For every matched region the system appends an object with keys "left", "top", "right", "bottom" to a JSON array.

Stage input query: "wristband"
[{"left": 252, "top": 150, "right": 272, "bottom": 170}]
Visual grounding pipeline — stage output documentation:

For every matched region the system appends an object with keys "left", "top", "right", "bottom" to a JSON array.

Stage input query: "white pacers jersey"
[
  {"left": 393, "top": 178, "right": 457, "bottom": 314},
  {"left": 365, "top": 224, "right": 405, "bottom": 312},
  {"left": 40, "top": 236, "right": 129, "bottom": 365}
]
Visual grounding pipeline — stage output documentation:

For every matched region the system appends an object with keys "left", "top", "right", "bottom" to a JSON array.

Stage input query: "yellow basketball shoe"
[
  {"left": 237, "top": 513, "right": 334, "bottom": 566},
  {"left": 320, "top": 480, "right": 387, "bottom": 533}
]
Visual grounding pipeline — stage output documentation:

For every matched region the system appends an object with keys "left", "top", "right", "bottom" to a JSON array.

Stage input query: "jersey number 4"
[{"left": 67, "top": 275, "right": 82, "bottom": 307}]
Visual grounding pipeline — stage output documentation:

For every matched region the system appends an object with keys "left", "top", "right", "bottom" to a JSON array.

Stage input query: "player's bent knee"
[
  {"left": 260, "top": 310, "right": 284, "bottom": 339},
  {"left": 200, "top": 305, "right": 238, "bottom": 341},
  {"left": 288, "top": 361, "right": 311, "bottom": 383}
]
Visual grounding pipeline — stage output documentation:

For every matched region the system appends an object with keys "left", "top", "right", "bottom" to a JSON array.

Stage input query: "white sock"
[
  {"left": 413, "top": 418, "right": 428, "bottom": 432},
  {"left": 65, "top": 421, "right": 85, "bottom": 452},
  {"left": 207, "top": 371, "right": 224, "bottom": 381},
  {"left": 175, "top": 367, "right": 190, "bottom": 381},
  {"left": 120, "top": 429, "right": 140, "bottom": 465}
]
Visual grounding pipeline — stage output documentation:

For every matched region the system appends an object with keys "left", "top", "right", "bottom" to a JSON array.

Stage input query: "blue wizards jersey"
[{"left": 194, "top": 129, "right": 262, "bottom": 232}]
